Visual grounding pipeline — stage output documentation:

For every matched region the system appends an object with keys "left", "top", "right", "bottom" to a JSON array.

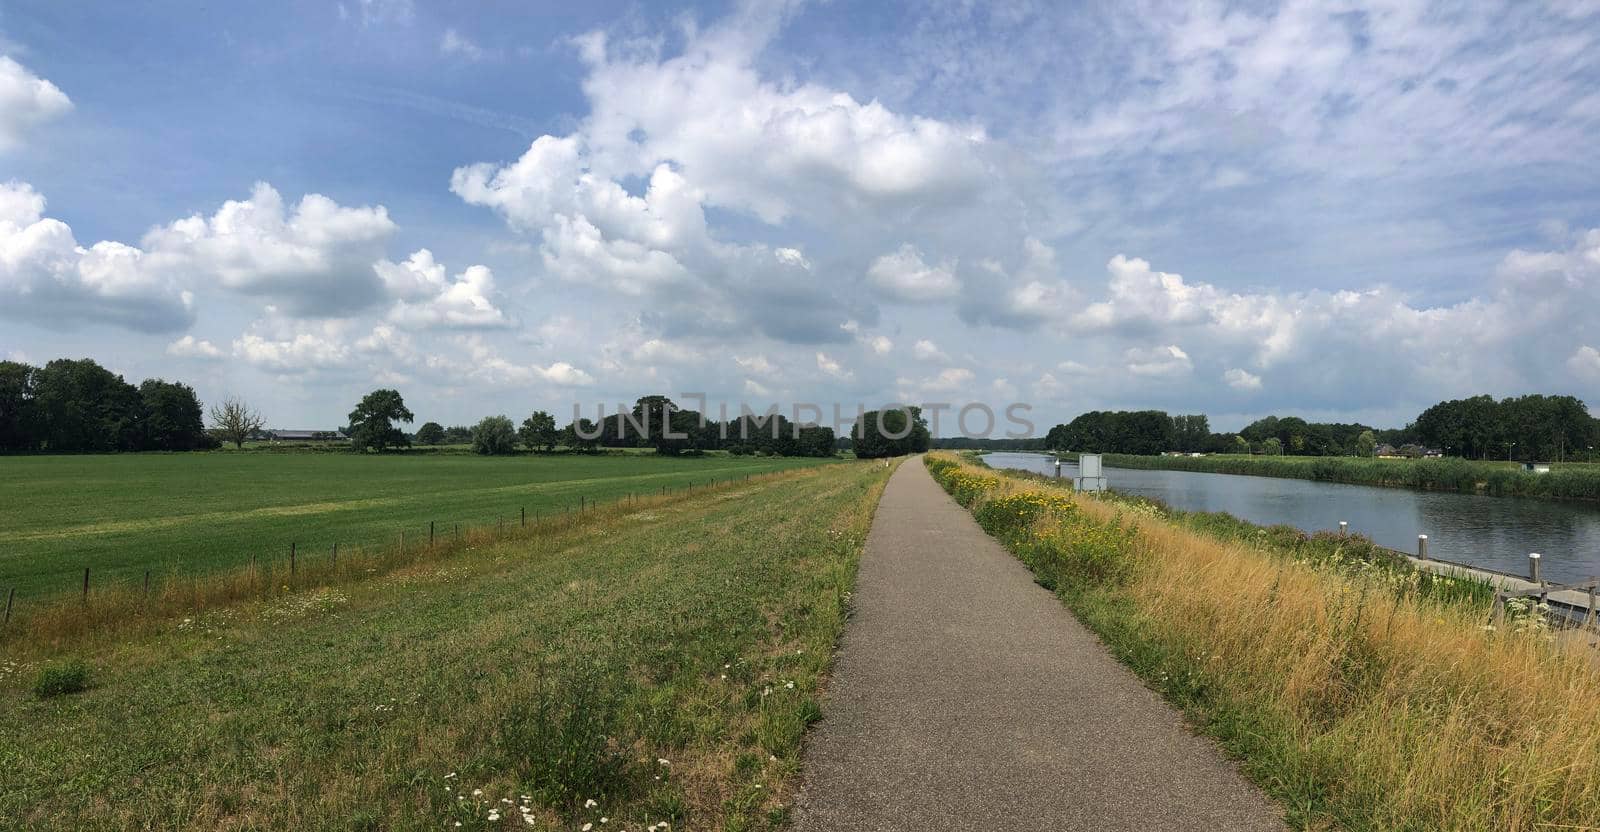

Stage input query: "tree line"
[
  {"left": 1045, "top": 393, "right": 1600, "bottom": 462},
  {"left": 0, "top": 359, "right": 216, "bottom": 452}
]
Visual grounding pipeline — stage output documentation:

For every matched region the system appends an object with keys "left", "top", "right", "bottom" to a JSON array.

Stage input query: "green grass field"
[
  {"left": 0, "top": 459, "right": 893, "bottom": 830},
  {"left": 0, "top": 452, "right": 830, "bottom": 599}
]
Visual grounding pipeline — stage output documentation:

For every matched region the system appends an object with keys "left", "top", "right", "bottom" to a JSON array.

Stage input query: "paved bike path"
[{"left": 791, "top": 459, "right": 1283, "bottom": 831}]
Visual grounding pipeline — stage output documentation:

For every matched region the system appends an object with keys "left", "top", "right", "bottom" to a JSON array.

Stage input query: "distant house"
[
  {"left": 1375, "top": 444, "right": 1401, "bottom": 458},
  {"left": 269, "top": 429, "right": 348, "bottom": 442},
  {"left": 1520, "top": 462, "right": 1552, "bottom": 474}
]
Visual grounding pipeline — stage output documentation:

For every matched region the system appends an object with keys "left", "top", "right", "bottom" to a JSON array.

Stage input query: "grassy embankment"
[
  {"left": 1, "top": 458, "right": 895, "bottom": 830},
  {"left": 927, "top": 452, "right": 1600, "bottom": 831},
  {"left": 0, "top": 452, "right": 826, "bottom": 600},
  {"left": 1053, "top": 451, "right": 1600, "bottom": 501}
]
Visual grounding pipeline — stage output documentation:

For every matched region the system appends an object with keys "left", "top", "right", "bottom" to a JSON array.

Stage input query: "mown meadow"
[
  {"left": 0, "top": 452, "right": 827, "bottom": 600},
  {"left": 1065, "top": 451, "right": 1600, "bottom": 501},
  {"left": 1, "top": 458, "right": 895, "bottom": 830},
  {"left": 927, "top": 452, "right": 1600, "bottom": 831}
]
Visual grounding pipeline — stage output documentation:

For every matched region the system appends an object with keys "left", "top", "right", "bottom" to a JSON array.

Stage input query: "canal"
[{"left": 983, "top": 452, "right": 1600, "bottom": 583}]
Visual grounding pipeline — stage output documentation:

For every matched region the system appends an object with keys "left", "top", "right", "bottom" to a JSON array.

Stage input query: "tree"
[
  {"left": 1355, "top": 430, "right": 1377, "bottom": 458},
  {"left": 348, "top": 389, "right": 414, "bottom": 452},
  {"left": 854, "top": 407, "right": 930, "bottom": 458},
  {"left": 1232, "top": 435, "right": 1251, "bottom": 455},
  {"left": 562, "top": 418, "right": 600, "bottom": 453},
  {"left": 33, "top": 358, "right": 144, "bottom": 451},
  {"left": 519, "top": 410, "right": 559, "bottom": 452},
  {"left": 0, "top": 360, "right": 39, "bottom": 451},
  {"left": 415, "top": 422, "right": 446, "bottom": 446},
  {"left": 471, "top": 415, "right": 518, "bottom": 455},
  {"left": 1261, "top": 437, "right": 1283, "bottom": 456},
  {"left": 139, "top": 379, "right": 207, "bottom": 450},
  {"left": 209, "top": 396, "right": 265, "bottom": 449}
]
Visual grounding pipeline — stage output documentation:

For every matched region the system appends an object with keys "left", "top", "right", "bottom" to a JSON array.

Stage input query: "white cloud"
[
  {"left": 735, "top": 354, "right": 776, "bottom": 376},
  {"left": 142, "top": 182, "right": 396, "bottom": 315},
  {"left": 816, "top": 351, "right": 852, "bottom": 380},
  {"left": 1223, "top": 368, "right": 1262, "bottom": 391},
  {"left": 922, "top": 367, "right": 975, "bottom": 394},
  {"left": 1570, "top": 346, "right": 1600, "bottom": 380},
  {"left": 440, "top": 28, "right": 490, "bottom": 61},
  {"left": 0, "top": 56, "right": 72, "bottom": 152},
  {"left": 166, "top": 335, "right": 223, "bottom": 359},
  {"left": 0, "top": 181, "right": 194, "bottom": 332},
  {"left": 376, "top": 249, "right": 512, "bottom": 329},
  {"left": 867, "top": 335, "right": 893, "bottom": 355},
  {"left": 866, "top": 244, "right": 959, "bottom": 302},
  {"left": 1125, "top": 344, "right": 1192, "bottom": 377},
  {"left": 232, "top": 324, "right": 353, "bottom": 373},
  {"left": 913, "top": 339, "right": 948, "bottom": 362}
]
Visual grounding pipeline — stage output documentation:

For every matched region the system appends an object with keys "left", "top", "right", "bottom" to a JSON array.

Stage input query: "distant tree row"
[
  {"left": 413, "top": 396, "right": 844, "bottom": 458},
  {"left": 1045, "top": 394, "right": 1600, "bottom": 462},
  {"left": 0, "top": 359, "right": 216, "bottom": 452}
]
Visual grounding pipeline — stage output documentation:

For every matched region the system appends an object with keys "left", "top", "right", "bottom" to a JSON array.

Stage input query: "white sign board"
[{"left": 1078, "top": 453, "right": 1103, "bottom": 478}]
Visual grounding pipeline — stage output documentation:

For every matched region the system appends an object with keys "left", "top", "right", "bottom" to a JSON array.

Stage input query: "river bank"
[
  {"left": 928, "top": 452, "right": 1600, "bottom": 830},
  {"left": 1049, "top": 451, "right": 1600, "bottom": 501}
]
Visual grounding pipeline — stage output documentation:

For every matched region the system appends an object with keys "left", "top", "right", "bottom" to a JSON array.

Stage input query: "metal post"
[
  {"left": 1417, "top": 534, "right": 1428, "bottom": 560},
  {"left": 1529, "top": 552, "right": 1542, "bottom": 584},
  {"left": 1338, "top": 521, "right": 1348, "bottom": 537},
  {"left": 429, "top": 520, "right": 435, "bottom": 547},
  {"left": 521, "top": 507, "right": 525, "bottom": 527},
  {"left": 82, "top": 567, "right": 90, "bottom": 600}
]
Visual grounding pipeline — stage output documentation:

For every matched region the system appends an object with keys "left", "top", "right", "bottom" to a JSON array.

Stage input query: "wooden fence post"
[
  {"left": 430, "top": 521, "right": 435, "bottom": 547},
  {"left": 82, "top": 567, "right": 90, "bottom": 601},
  {"left": 291, "top": 542, "right": 297, "bottom": 576},
  {"left": 1417, "top": 534, "right": 1428, "bottom": 560},
  {"left": 521, "top": 507, "right": 525, "bottom": 527},
  {"left": 144, "top": 570, "right": 151, "bottom": 596},
  {"left": 1338, "top": 521, "right": 1348, "bottom": 537},
  {"left": 1529, "top": 552, "right": 1542, "bottom": 584}
]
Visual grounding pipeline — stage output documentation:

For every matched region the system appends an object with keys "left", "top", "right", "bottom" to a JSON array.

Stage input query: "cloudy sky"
[{"left": 3, "top": 0, "right": 1599, "bottom": 433}]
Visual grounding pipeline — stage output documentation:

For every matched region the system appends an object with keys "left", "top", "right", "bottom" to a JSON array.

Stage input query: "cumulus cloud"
[
  {"left": 1223, "top": 368, "right": 1262, "bottom": 391},
  {"left": 232, "top": 324, "right": 354, "bottom": 373},
  {"left": 142, "top": 182, "right": 396, "bottom": 315},
  {"left": 816, "top": 351, "right": 852, "bottom": 380},
  {"left": 913, "top": 339, "right": 948, "bottom": 362},
  {"left": 866, "top": 244, "right": 959, "bottom": 302},
  {"left": 376, "top": 249, "right": 512, "bottom": 329},
  {"left": 1570, "top": 346, "right": 1600, "bottom": 380},
  {"left": 166, "top": 335, "right": 223, "bottom": 359},
  {"left": 0, "top": 181, "right": 194, "bottom": 332},
  {"left": 0, "top": 56, "right": 72, "bottom": 152},
  {"left": 450, "top": 11, "right": 992, "bottom": 344},
  {"left": 1125, "top": 344, "right": 1192, "bottom": 377}
]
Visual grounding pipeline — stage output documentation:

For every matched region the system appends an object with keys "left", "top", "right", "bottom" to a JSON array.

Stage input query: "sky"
[{"left": 2, "top": 0, "right": 1599, "bottom": 434}]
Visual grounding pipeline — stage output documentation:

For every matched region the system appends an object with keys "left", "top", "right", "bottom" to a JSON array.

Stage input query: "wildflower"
[
  {"left": 473, "top": 789, "right": 483, "bottom": 796},
  {"left": 657, "top": 758, "right": 670, "bottom": 766},
  {"left": 583, "top": 824, "right": 594, "bottom": 831},
  {"left": 784, "top": 681, "right": 795, "bottom": 689},
  {"left": 488, "top": 811, "right": 501, "bottom": 821},
  {"left": 585, "top": 799, "right": 598, "bottom": 808}
]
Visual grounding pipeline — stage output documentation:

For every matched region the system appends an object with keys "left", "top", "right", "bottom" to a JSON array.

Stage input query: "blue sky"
[{"left": 3, "top": 0, "right": 1599, "bottom": 433}]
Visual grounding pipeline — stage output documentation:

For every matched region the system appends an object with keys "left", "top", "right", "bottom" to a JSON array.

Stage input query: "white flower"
[
  {"left": 583, "top": 824, "right": 594, "bottom": 831},
  {"left": 585, "top": 799, "right": 598, "bottom": 808},
  {"left": 473, "top": 789, "right": 483, "bottom": 796},
  {"left": 657, "top": 758, "right": 670, "bottom": 766},
  {"left": 785, "top": 681, "right": 795, "bottom": 689}
]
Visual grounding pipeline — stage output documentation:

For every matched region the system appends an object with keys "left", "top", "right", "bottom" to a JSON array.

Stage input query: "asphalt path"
[{"left": 791, "top": 458, "right": 1285, "bottom": 831}]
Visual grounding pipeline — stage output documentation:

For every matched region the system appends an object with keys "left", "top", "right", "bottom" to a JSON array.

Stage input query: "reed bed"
[
  {"left": 1067, "top": 452, "right": 1600, "bottom": 501},
  {"left": 927, "top": 452, "right": 1600, "bottom": 831}
]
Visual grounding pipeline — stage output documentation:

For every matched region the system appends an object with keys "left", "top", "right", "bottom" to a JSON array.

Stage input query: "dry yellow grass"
[{"left": 928, "top": 452, "right": 1600, "bottom": 831}]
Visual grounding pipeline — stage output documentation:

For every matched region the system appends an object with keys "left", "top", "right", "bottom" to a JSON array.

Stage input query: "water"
[{"left": 983, "top": 452, "right": 1600, "bottom": 583}]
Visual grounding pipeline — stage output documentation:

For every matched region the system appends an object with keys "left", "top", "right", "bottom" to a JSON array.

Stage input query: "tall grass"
[
  {"left": 1064, "top": 452, "right": 1600, "bottom": 501},
  {"left": 927, "top": 452, "right": 1600, "bottom": 830}
]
